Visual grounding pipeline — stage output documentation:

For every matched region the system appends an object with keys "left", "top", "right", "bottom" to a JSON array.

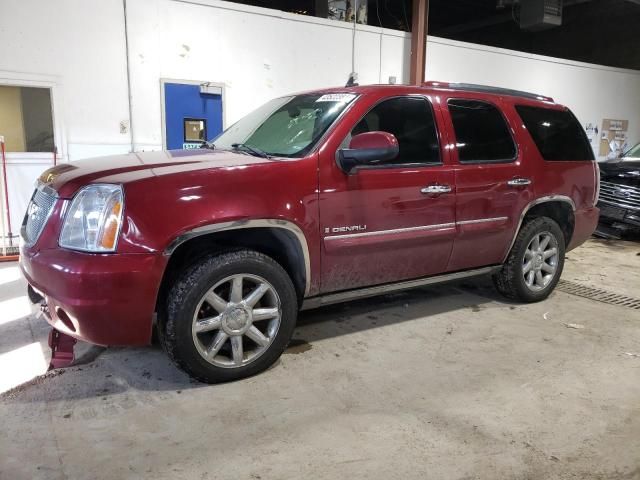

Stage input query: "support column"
[{"left": 409, "top": 0, "right": 430, "bottom": 85}]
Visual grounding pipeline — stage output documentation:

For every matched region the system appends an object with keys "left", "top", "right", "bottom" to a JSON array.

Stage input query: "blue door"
[{"left": 164, "top": 82, "right": 223, "bottom": 150}]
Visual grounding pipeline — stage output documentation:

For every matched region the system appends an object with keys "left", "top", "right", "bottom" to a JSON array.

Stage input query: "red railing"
[{"left": 0, "top": 137, "right": 18, "bottom": 260}]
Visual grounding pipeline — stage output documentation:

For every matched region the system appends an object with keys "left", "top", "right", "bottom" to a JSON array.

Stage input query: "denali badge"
[{"left": 325, "top": 225, "right": 367, "bottom": 234}]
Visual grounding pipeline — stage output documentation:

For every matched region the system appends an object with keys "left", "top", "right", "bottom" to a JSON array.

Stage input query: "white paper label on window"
[{"left": 315, "top": 94, "right": 356, "bottom": 103}]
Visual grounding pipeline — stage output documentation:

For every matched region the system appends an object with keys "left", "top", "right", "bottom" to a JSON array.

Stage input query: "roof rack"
[{"left": 423, "top": 81, "right": 554, "bottom": 103}]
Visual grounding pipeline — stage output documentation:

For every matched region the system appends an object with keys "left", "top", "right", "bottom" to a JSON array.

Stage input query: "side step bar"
[{"left": 301, "top": 265, "right": 501, "bottom": 310}]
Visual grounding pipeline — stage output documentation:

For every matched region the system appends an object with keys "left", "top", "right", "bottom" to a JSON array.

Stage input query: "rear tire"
[
  {"left": 161, "top": 250, "right": 298, "bottom": 383},
  {"left": 493, "top": 216, "right": 565, "bottom": 303}
]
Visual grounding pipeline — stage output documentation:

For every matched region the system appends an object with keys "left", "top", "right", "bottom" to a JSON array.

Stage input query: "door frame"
[{"left": 159, "top": 78, "right": 227, "bottom": 150}]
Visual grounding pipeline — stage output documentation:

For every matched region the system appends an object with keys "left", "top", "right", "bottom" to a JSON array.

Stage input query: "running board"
[{"left": 301, "top": 265, "right": 501, "bottom": 310}]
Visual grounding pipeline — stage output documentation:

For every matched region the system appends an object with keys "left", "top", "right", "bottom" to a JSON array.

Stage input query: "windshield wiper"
[
  {"left": 200, "top": 141, "right": 215, "bottom": 150},
  {"left": 231, "top": 143, "right": 270, "bottom": 158}
]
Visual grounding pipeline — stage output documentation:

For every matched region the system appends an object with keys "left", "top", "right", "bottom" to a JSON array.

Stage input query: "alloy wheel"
[
  {"left": 191, "top": 274, "right": 282, "bottom": 368},
  {"left": 522, "top": 231, "right": 559, "bottom": 292}
]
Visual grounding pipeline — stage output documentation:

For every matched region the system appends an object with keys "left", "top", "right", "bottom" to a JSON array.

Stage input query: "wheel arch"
[
  {"left": 503, "top": 196, "right": 576, "bottom": 262},
  {"left": 158, "top": 220, "right": 311, "bottom": 310}
]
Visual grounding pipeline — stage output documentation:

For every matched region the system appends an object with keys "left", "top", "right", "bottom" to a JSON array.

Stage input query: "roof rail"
[{"left": 423, "top": 81, "right": 554, "bottom": 103}]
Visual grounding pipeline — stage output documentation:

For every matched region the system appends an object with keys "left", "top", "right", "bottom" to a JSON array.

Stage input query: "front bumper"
[
  {"left": 20, "top": 245, "right": 167, "bottom": 346},
  {"left": 597, "top": 201, "right": 640, "bottom": 228}
]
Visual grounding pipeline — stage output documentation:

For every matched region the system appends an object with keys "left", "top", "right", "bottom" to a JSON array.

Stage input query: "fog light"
[{"left": 55, "top": 307, "right": 76, "bottom": 332}]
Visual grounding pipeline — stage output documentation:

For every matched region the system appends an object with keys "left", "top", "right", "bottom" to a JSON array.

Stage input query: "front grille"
[
  {"left": 598, "top": 181, "right": 640, "bottom": 211},
  {"left": 22, "top": 185, "right": 58, "bottom": 246}
]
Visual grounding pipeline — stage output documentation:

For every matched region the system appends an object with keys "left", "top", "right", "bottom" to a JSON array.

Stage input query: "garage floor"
[{"left": 1, "top": 239, "right": 639, "bottom": 480}]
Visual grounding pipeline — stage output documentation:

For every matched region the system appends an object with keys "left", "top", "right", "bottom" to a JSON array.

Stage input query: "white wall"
[
  {"left": 427, "top": 37, "right": 640, "bottom": 155},
  {"left": 0, "top": 0, "right": 132, "bottom": 236},
  {"left": 124, "top": 0, "right": 404, "bottom": 150},
  {"left": 125, "top": 0, "right": 640, "bottom": 153},
  {"left": 0, "top": 0, "right": 132, "bottom": 160},
  {"left": 1, "top": 0, "right": 640, "bottom": 240}
]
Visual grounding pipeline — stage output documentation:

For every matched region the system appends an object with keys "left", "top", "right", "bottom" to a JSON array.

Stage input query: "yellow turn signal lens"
[{"left": 99, "top": 201, "right": 122, "bottom": 250}]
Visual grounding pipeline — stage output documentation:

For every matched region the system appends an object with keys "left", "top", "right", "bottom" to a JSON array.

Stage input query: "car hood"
[
  {"left": 40, "top": 149, "right": 279, "bottom": 198},
  {"left": 599, "top": 159, "right": 640, "bottom": 187}
]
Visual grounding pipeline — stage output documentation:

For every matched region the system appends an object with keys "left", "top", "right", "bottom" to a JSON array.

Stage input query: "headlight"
[{"left": 59, "top": 184, "right": 124, "bottom": 252}]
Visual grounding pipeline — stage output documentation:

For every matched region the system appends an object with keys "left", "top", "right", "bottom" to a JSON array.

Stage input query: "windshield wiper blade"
[
  {"left": 231, "top": 143, "right": 270, "bottom": 158},
  {"left": 200, "top": 141, "right": 215, "bottom": 150}
]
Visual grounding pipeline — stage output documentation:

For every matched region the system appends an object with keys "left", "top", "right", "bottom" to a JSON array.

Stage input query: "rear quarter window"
[{"left": 515, "top": 105, "right": 594, "bottom": 161}]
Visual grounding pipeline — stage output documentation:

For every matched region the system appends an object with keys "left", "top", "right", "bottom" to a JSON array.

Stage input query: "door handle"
[
  {"left": 507, "top": 177, "right": 532, "bottom": 187},
  {"left": 421, "top": 184, "right": 452, "bottom": 195}
]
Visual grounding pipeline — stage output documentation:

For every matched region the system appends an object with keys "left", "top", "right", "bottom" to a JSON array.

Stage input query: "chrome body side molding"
[
  {"left": 324, "top": 217, "right": 507, "bottom": 241},
  {"left": 300, "top": 265, "right": 500, "bottom": 310},
  {"left": 164, "top": 219, "right": 312, "bottom": 295},
  {"left": 456, "top": 216, "right": 508, "bottom": 225},
  {"left": 502, "top": 195, "right": 576, "bottom": 263},
  {"left": 324, "top": 222, "right": 456, "bottom": 241}
]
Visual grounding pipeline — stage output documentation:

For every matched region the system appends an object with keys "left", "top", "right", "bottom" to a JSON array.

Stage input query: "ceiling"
[
  {"left": 425, "top": 0, "right": 640, "bottom": 70},
  {"left": 228, "top": 0, "right": 640, "bottom": 70}
]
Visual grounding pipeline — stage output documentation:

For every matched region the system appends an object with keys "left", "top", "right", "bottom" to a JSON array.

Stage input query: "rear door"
[
  {"left": 318, "top": 94, "right": 457, "bottom": 293},
  {"left": 440, "top": 95, "right": 535, "bottom": 271}
]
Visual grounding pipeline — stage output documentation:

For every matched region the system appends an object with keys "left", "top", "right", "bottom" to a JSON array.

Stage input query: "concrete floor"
[{"left": 1, "top": 239, "right": 639, "bottom": 480}]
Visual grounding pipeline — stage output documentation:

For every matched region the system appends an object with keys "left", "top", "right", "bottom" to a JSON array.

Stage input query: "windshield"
[
  {"left": 622, "top": 143, "right": 640, "bottom": 159},
  {"left": 211, "top": 93, "right": 357, "bottom": 158}
]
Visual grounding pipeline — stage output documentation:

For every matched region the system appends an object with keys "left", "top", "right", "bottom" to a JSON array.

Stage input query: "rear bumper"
[
  {"left": 567, "top": 206, "right": 600, "bottom": 251},
  {"left": 20, "top": 245, "right": 167, "bottom": 346}
]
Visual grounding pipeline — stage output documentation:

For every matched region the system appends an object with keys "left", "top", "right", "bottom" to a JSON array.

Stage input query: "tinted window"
[
  {"left": 516, "top": 105, "right": 595, "bottom": 161},
  {"left": 448, "top": 99, "right": 516, "bottom": 163},
  {"left": 351, "top": 97, "right": 440, "bottom": 165}
]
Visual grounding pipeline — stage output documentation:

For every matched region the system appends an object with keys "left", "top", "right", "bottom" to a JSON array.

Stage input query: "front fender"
[
  {"left": 117, "top": 157, "right": 321, "bottom": 295},
  {"left": 163, "top": 218, "right": 312, "bottom": 296}
]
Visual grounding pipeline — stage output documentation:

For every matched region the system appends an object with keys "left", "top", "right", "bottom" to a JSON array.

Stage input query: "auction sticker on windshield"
[{"left": 315, "top": 93, "right": 357, "bottom": 103}]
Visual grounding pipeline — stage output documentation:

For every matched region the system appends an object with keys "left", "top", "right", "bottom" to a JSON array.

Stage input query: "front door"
[
  {"left": 440, "top": 95, "right": 535, "bottom": 271},
  {"left": 318, "top": 95, "right": 456, "bottom": 293},
  {"left": 163, "top": 82, "right": 223, "bottom": 150}
]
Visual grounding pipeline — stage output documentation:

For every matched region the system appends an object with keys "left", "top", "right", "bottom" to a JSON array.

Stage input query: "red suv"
[{"left": 20, "top": 82, "right": 599, "bottom": 382}]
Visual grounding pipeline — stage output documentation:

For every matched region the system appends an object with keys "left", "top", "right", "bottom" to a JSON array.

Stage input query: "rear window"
[
  {"left": 515, "top": 105, "right": 594, "bottom": 161},
  {"left": 447, "top": 99, "right": 517, "bottom": 163}
]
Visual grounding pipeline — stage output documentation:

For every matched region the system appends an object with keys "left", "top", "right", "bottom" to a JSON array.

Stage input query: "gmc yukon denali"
[{"left": 20, "top": 82, "right": 600, "bottom": 382}]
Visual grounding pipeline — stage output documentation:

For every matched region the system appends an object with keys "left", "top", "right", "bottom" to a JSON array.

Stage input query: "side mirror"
[{"left": 337, "top": 131, "right": 399, "bottom": 175}]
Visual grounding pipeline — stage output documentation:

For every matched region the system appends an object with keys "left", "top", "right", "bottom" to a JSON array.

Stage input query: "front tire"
[
  {"left": 493, "top": 216, "right": 565, "bottom": 302},
  {"left": 162, "top": 250, "right": 298, "bottom": 383}
]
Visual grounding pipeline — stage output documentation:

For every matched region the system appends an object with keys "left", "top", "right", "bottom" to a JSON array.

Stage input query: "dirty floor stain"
[{"left": 285, "top": 339, "right": 312, "bottom": 355}]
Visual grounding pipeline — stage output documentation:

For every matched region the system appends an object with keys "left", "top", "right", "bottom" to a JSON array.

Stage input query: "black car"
[{"left": 597, "top": 143, "right": 640, "bottom": 236}]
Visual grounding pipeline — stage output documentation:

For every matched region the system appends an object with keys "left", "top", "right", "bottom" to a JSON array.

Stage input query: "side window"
[
  {"left": 515, "top": 105, "right": 595, "bottom": 161},
  {"left": 350, "top": 97, "right": 441, "bottom": 165},
  {"left": 448, "top": 99, "right": 517, "bottom": 163}
]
